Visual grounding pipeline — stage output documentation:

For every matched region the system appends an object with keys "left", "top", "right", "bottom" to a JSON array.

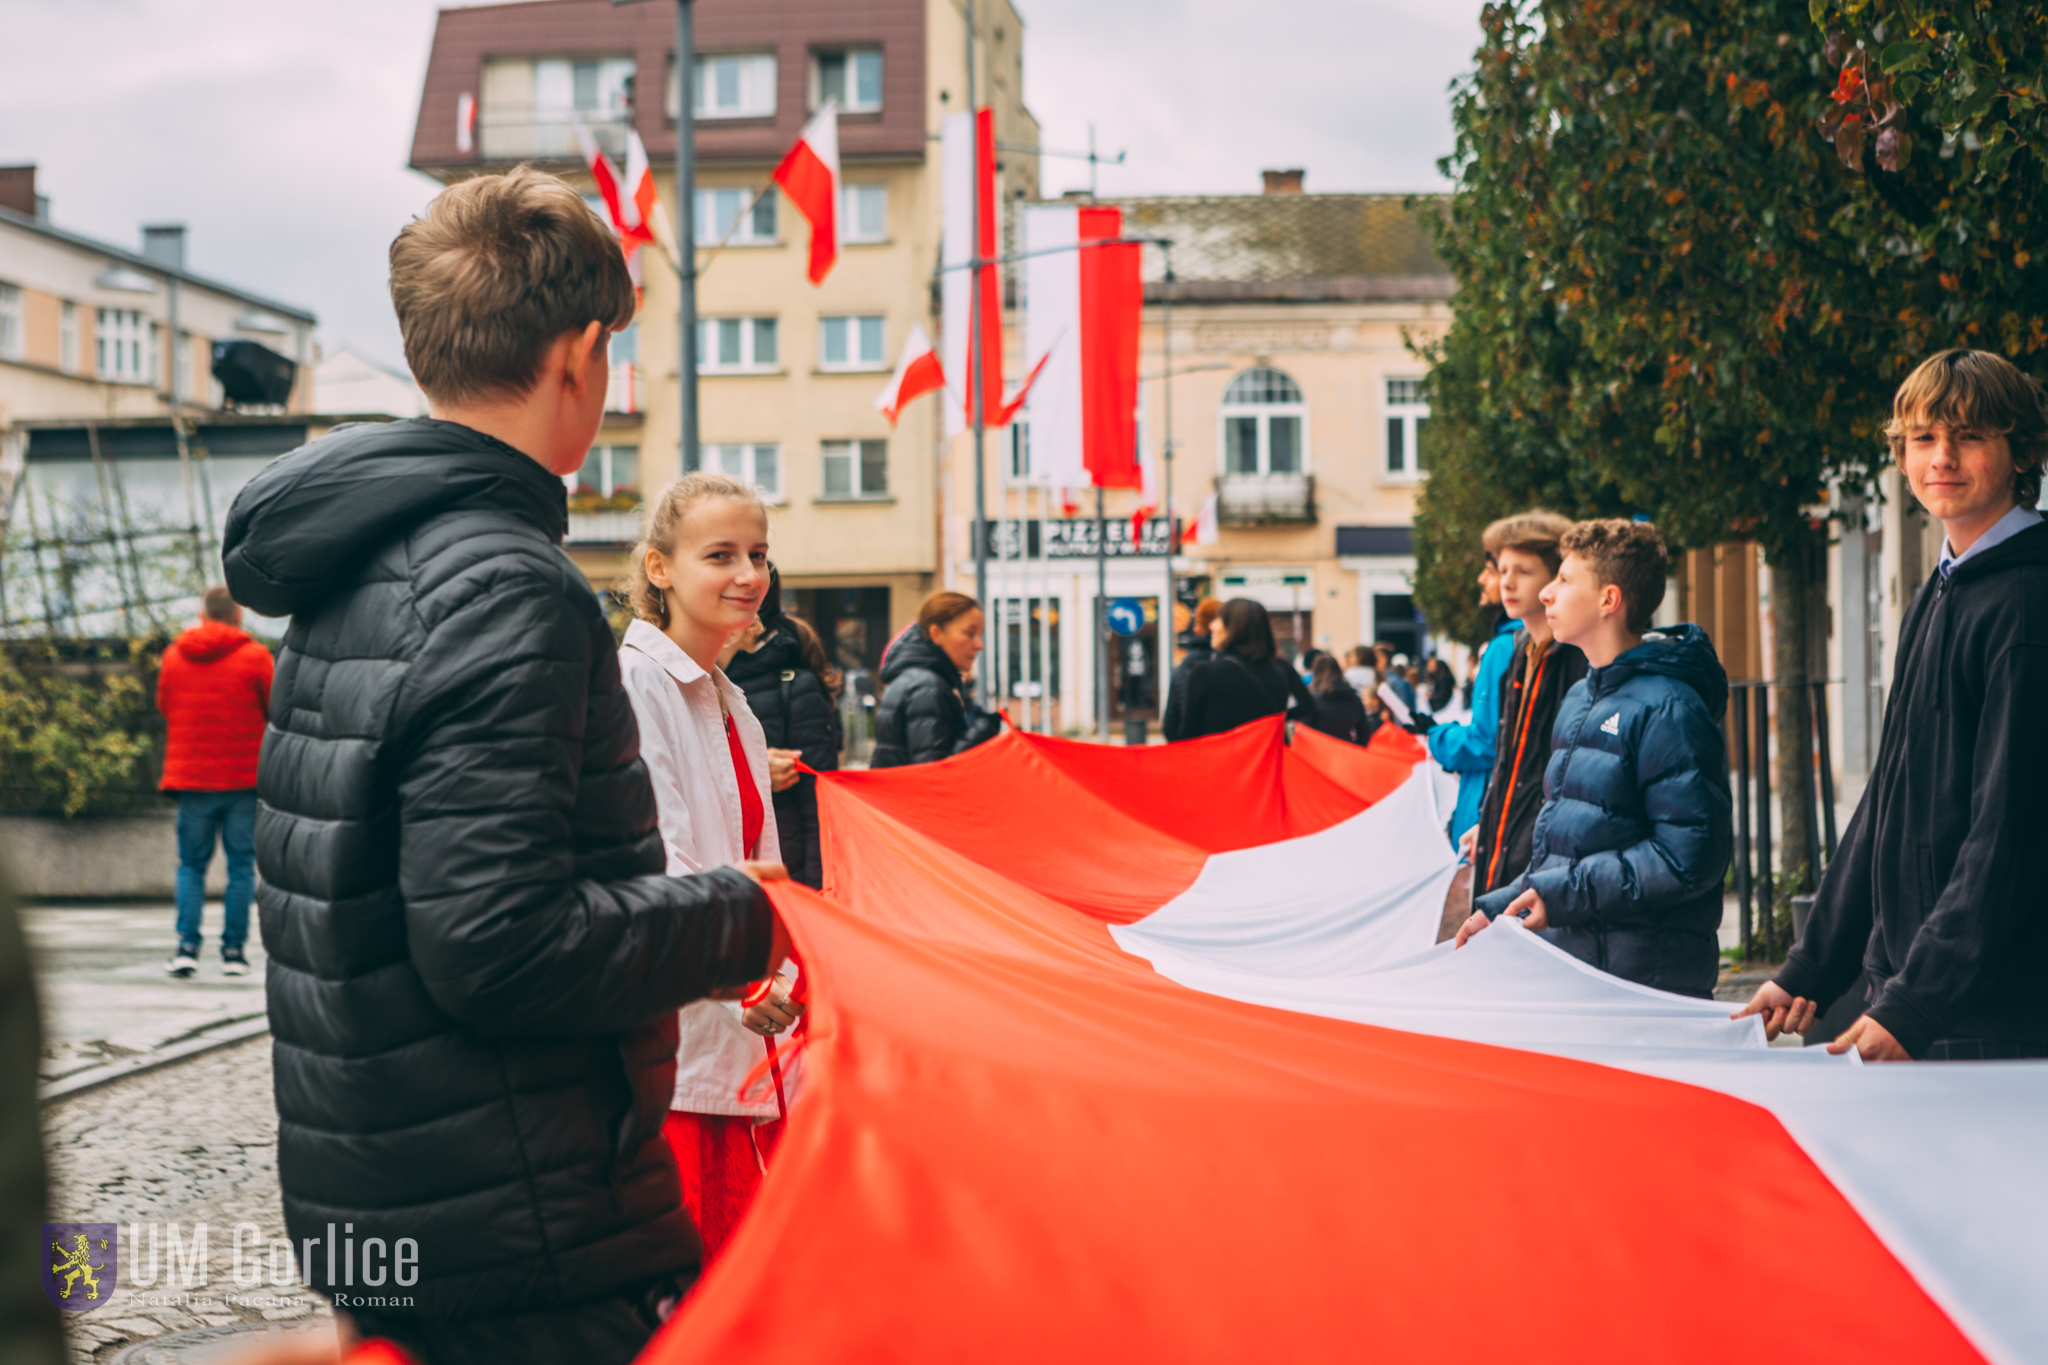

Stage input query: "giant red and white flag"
[
  {"left": 773, "top": 103, "right": 840, "bottom": 285},
  {"left": 639, "top": 718, "right": 2039, "bottom": 1365},
  {"left": 873, "top": 323, "right": 945, "bottom": 427},
  {"left": 941, "top": 108, "right": 1005, "bottom": 434},
  {"left": 1021, "top": 203, "right": 1142, "bottom": 489}
]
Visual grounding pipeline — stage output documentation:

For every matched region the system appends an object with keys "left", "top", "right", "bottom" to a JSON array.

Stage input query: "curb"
[{"left": 40, "top": 1015, "right": 271, "bottom": 1104}]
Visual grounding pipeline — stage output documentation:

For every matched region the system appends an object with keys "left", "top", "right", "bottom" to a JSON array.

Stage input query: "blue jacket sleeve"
[
  {"left": 1426, "top": 630, "right": 1514, "bottom": 776},
  {"left": 1526, "top": 696, "right": 1731, "bottom": 930}
]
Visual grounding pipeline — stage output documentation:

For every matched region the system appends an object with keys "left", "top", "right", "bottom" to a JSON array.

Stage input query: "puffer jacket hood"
[
  {"left": 1589, "top": 622, "right": 1728, "bottom": 717},
  {"left": 173, "top": 619, "right": 254, "bottom": 664},
  {"left": 223, "top": 417, "right": 567, "bottom": 619},
  {"left": 879, "top": 625, "right": 962, "bottom": 689}
]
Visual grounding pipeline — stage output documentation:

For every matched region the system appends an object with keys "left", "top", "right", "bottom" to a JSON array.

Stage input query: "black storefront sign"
[{"left": 974, "top": 516, "right": 1176, "bottom": 559}]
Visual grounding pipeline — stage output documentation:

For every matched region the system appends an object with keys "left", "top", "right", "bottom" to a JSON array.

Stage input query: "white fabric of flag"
[{"left": 1020, "top": 205, "right": 1083, "bottom": 486}]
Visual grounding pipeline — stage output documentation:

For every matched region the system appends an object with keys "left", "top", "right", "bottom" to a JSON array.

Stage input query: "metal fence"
[{"left": 1726, "top": 679, "right": 1841, "bottom": 962}]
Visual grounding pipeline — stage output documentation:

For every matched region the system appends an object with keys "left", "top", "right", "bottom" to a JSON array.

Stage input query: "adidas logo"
[{"left": 1599, "top": 712, "right": 1621, "bottom": 736}]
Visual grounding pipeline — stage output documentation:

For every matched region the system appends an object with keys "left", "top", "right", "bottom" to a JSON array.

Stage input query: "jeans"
[{"left": 174, "top": 790, "right": 256, "bottom": 953}]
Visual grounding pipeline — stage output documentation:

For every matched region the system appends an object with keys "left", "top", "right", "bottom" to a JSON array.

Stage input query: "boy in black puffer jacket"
[
  {"left": 1458, "top": 520, "right": 1730, "bottom": 999},
  {"left": 224, "top": 169, "right": 784, "bottom": 1364}
]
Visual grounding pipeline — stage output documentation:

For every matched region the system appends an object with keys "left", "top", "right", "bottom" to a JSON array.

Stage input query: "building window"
[
  {"left": 96, "top": 308, "right": 149, "bottom": 383},
  {"left": 1218, "top": 367, "right": 1306, "bottom": 475},
  {"left": 1008, "top": 420, "right": 1031, "bottom": 479},
  {"left": 1385, "top": 376, "right": 1430, "bottom": 479},
  {"left": 698, "top": 317, "right": 779, "bottom": 372},
  {"left": 695, "top": 187, "right": 777, "bottom": 244},
  {"left": 0, "top": 283, "right": 21, "bottom": 362},
  {"left": 678, "top": 53, "right": 777, "bottom": 120},
  {"left": 821, "top": 439, "right": 888, "bottom": 499},
  {"left": 841, "top": 184, "right": 887, "bottom": 243},
  {"left": 711, "top": 442, "right": 783, "bottom": 502},
  {"left": 564, "top": 444, "right": 639, "bottom": 500},
  {"left": 479, "top": 55, "right": 634, "bottom": 159},
  {"left": 819, "top": 315, "right": 885, "bottom": 371},
  {"left": 59, "top": 300, "right": 77, "bottom": 372},
  {"left": 813, "top": 50, "right": 882, "bottom": 113}
]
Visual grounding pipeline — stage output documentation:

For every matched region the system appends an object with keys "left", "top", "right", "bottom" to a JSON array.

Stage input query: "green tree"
[{"left": 1412, "top": 0, "right": 2046, "bottom": 913}]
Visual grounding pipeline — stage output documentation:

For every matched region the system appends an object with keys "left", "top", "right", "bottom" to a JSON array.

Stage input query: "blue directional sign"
[{"left": 1106, "top": 598, "right": 1145, "bottom": 637}]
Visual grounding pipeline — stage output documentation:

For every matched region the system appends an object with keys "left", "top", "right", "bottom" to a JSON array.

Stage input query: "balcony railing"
[
  {"left": 566, "top": 509, "right": 642, "bottom": 545},
  {"left": 477, "top": 109, "right": 631, "bottom": 162},
  {"left": 1216, "top": 472, "right": 1316, "bottom": 525}
]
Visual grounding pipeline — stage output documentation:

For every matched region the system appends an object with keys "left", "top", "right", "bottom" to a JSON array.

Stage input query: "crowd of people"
[{"left": 109, "top": 167, "right": 2045, "bottom": 1365}]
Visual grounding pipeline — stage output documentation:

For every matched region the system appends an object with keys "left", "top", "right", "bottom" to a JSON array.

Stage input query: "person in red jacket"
[{"left": 156, "top": 585, "right": 273, "bottom": 978}]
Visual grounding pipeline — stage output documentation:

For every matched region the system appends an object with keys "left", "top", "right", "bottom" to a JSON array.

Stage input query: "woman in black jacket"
[
  {"left": 1304, "top": 654, "right": 1377, "bottom": 745},
  {"left": 1168, "top": 599, "right": 1319, "bottom": 741},
  {"left": 724, "top": 568, "right": 843, "bottom": 888},
  {"left": 870, "top": 591, "right": 1001, "bottom": 768}
]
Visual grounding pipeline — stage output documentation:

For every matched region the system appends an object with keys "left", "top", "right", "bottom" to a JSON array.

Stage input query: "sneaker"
[
  {"left": 222, "top": 948, "right": 250, "bottom": 977},
  {"left": 165, "top": 949, "right": 199, "bottom": 978}
]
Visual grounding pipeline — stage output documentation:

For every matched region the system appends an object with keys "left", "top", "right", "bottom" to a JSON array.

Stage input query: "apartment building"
[
  {"left": 410, "top": 0, "right": 1038, "bottom": 676},
  {"left": 949, "top": 173, "right": 1455, "bottom": 734},
  {"left": 0, "top": 165, "right": 323, "bottom": 635}
]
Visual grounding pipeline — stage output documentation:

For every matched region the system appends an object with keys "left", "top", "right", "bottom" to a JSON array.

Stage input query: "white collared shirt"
[
  {"left": 618, "top": 618, "right": 790, "bottom": 1116},
  {"left": 1938, "top": 504, "right": 2043, "bottom": 579}
]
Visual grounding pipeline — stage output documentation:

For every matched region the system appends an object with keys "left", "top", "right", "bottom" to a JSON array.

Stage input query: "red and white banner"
[
  {"left": 1188, "top": 490, "right": 1220, "bottom": 546},
  {"left": 1020, "top": 203, "right": 1142, "bottom": 489},
  {"left": 639, "top": 719, "right": 2038, "bottom": 1365},
  {"left": 773, "top": 103, "right": 840, "bottom": 285},
  {"left": 941, "top": 108, "right": 1005, "bottom": 434},
  {"left": 873, "top": 323, "right": 944, "bottom": 427}
]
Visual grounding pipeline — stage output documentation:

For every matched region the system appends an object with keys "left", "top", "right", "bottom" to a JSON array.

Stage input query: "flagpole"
[
  {"left": 1158, "top": 243, "right": 1174, "bottom": 735},
  {"left": 966, "top": 0, "right": 990, "bottom": 709},
  {"left": 675, "top": 0, "right": 700, "bottom": 472},
  {"left": 1096, "top": 485, "right": 1109, "bottom": 741}
]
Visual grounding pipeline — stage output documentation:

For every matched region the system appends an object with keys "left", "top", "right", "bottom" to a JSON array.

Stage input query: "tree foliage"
[
  {"left": 0, "top": 640, "right": 166, "bottom": 818},
  {"left": 1412, "top": 0, "right": 2048, "bottom": 641}
]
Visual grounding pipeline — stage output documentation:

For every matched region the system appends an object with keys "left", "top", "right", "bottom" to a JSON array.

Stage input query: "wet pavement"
[{"left": 26, "top": 903, "right": 268, "bottom": 1087}]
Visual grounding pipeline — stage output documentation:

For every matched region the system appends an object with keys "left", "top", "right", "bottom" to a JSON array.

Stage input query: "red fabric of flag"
[{"left": 1077, "top": 206, "right": 1141, "bottom": 489}]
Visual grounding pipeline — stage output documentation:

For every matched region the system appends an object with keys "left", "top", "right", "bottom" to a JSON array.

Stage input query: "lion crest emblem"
[{"left": 42, "top": 1223, "right": 116, "bottom": 1312}]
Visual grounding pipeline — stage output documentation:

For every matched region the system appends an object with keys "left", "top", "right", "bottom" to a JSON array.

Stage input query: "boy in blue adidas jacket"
[{"left": 1456, "top": 520, "right": 1731, "bottom": 998}]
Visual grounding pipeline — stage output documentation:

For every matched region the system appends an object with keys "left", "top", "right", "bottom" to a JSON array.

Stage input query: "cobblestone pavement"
[
  {"left": 26, "top": 904, "right": 268, "bottom": 1085},
  {"left": 42, "top": 1034, "right": 336, "bottom": 1363}
]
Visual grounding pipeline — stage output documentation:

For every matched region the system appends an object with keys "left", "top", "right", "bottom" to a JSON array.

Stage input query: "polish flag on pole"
[
  {"left": 1188, "top": 491, "right": 1221, "bottom": 546},
  {"left": 942, "top": 108, "right": 1005, "bottom": 435},
  {"left": 456, "top": 92, "right": 477, "bottom": 154},
  {"left": 773, "top": 102, "right": 841, "bottom": 285},
  {"left": 574, "top": 123, "right": 626, "bottom": 222},
  {"left": 874, "top": 324, "right": 946, "bottom": 427},
  {"left": 621, "top": 130, "right": 674, "bottom": 261},
  {"left": 1021, "top": 203, "right": 1142, "bottom": 489}
]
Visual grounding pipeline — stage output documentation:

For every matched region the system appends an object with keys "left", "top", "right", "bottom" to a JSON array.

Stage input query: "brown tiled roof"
[{"left": 1103, "top": 193, "right": 1452, "bottom": 303}]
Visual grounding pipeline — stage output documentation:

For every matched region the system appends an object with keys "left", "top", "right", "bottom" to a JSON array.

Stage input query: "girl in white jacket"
[{"left": 618, "top": 471, "right": 804, "bottom": 1261}]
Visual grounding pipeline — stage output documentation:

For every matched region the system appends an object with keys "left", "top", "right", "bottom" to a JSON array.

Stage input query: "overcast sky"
[{"left": 1, "top": 0, "right": 1485, "bottom": 373}]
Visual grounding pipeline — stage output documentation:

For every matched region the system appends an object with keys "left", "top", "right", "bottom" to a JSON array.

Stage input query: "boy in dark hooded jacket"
[
  {"left": 1458, "top": 520, "right": 1731, "bottom": 999},
  {"left": 1737, "top": 350, "right": 2048, "bottom": 1060}
]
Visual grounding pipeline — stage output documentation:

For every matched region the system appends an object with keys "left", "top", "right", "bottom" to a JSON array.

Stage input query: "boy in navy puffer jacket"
[{"left": 1456, "top": 520, "right": 1731, "bottom": 998}]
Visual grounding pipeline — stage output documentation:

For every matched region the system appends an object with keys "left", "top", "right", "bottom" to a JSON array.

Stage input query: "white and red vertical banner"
[
  {"left": 1021, "top": 203, "right": 1142, "bottom": 489},
  {"left": 773, "top": 102, "right": 841, "bottom": 284},
  {"left": 941, "top": 108, "right": 1004, "bottom": 435}
]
